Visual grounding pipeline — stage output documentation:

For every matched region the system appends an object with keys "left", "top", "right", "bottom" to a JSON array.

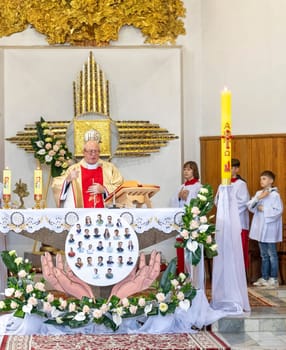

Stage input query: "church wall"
[{"left": 201, "top": 0, "right": 286, "bottom": 137}]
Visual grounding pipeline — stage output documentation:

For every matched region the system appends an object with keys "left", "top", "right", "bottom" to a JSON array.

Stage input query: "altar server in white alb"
[
  {"left": 171, "top": 161, "right": 201, "bottom": 207},
  {"left": 230, "top": 158, "right": 250, "bottom": 270},
  {"left": 248, "top": 170, "right": 283, "bottom": 288},
  {"left": 52, "top": 140, "right": 124, "bottom": 208}
]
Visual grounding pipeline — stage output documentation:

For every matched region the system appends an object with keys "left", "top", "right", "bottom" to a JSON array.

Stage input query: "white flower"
[
  {"left": 138, "top": 298, "right": 146, "bottom": 307},
  {"left": 100, "top": 303, "right": 109, "bottom": 313},
  {"left": 144, "top": 303, "right": 153, "bottom": 316},
  {"left": 199, "top": 216, "right": 208, "bottom": 224},
  {"left": 35, "top": 140, "right": 45, "bottom": 148},
  {"left": 74, "top": 312, "right": 86, "bottom": 321},
  {"left": 190, "top": 220, "right": 199, "bottom": 229},
  {"left": 35, "top": 282, "right": 46, "bottom": 292},
  {"left": 178, "top": 273, "right": 186, "bottom": 282},
  {"left": 115, "top": 306, "right": 124, "bottom": 316},
  {"left": 47, "top": 293, "right": 55, "bottom": 303},
  {"left": 27, "top": 296, "right": 38, "bottom": 306},
  {"left": 10, "top": 301, "right": 18, "bottom": 309},
  {"left": 129, "top": 305, "right": 138, "bottom": 315},
  {"left": 180, "top": 229, "right": 189, "bottom": 239},
  {"left": 179, "top": 299, "right": 190, "bottom": 311},
  {"left": 121, "top": 298, "right": 129, "bottom": 307},
  {"left": 8, "top": 250, "right": 16, "bottom": 256},
  {"left": 82, "top": 305, "right": 90, "bottom": 314},
  {"left": 176, "top": 291, "right": 185, "bottom": 301},
  {"left": 5, "top": 288, "right": 15, "bottom": 297},
  {"left": 56, "top": 317, "right": 64, "bottom": 324},
  {"left": 112, "top": 313, "right": 122, "bottom": 327},
  {"left": 53, "top": 145, "right": 59, "bottom": 152},
  {"left": 37, "top": 149, "right": 46, "bottom": 155},
  {"left": 59, "top": 298, "right": 67, "bottom": 310},
  {"left": 199, "top": 188, "right": 208, "bottom": 194},
  {"left": 171, "top": 279, "right": 179, "bottom": 288},
  {"left": 68, "top": 302, "right": 76, "bottom": 312},
  {"left": 93, "top": 309, "right": 103, "bottom": 319},
  {"left": 156, "top": 292, "right": 165, "bottom": 303},
  {"left": 26, "top": 284, "right": 34, "bottom": 293},
  {"left": 14, "top": 257, "right": 23, "bottom": 265},
  {"left": 191, "top": 231, "right": 199, "bottom": 239},
  {"left": 191, "top": 207, "right": 200, "bottom": 215},
  {"left": 197, "top": 194, "right": 207, "bottom": 201},
  {"left": 0, "top": 301, "right": 5, "bottom": 309},
  {"left": 22, "top": 304, "right": 33, "bottom": 314},
  {"left": 206, "top": 235, "right": 212, "bottom": 244},
  {"left": 14, "top": 290, "right": 23, "bottom": 298},
  {"left": 186, "top": 239, "right": 198, "bottom": 253},
  {"left": 210, "top": 244, "right": 218, "bottom": 251},
  {"left": 199, "top": 224, "right": 209, "bottom": 233},
  {"left": 43, "top": 302, "right": 52, "bottom": 313},
  {"left": 159, "top": 302, "right": 168, "bottom": 313},
  {"left": 45, "top": 154, "right": 53, "bottom": 163},
  {"left": 50, "top": 307, "right": 62, "bottom": 318},
  {"left": 18, "top": 270, "right": 27, "bottom": 278}
]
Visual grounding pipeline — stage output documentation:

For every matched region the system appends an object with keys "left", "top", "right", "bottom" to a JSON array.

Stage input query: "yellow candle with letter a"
[
  {"left": 221, "top": 87, "right": 232, "bottom": 185},
  {"left": 3, "top": 167, "right": 11, "bottom": 195},
  {"left": 34, "top": 168, "right": 43, "bottom": 197}
]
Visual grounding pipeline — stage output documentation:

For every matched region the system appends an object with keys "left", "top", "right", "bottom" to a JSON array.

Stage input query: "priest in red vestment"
[{"left": 52, "top": 140, "right": 124, "bottom": 208}]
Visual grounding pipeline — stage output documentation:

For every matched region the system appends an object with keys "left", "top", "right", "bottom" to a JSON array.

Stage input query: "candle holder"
[
  {"left": 2, "top": 194, "right": 11, "bottom": 209},
  {"left": 34, "top": 194, "right": 43, "bottom": 209}
]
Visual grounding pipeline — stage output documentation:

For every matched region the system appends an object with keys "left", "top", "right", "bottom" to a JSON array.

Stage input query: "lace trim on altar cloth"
[{"left": 0, "top": 208, "right": 184, "bottom": 234}]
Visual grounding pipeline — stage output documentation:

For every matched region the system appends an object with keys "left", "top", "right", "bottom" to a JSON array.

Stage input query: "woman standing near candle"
[{"left": 170, "top": 161, "right": 202, "bottom": 208}]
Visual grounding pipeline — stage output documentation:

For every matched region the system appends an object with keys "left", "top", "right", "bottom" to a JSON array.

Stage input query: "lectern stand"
[{"left": 105, "top": 181, "right": 160, "bottom": 208}]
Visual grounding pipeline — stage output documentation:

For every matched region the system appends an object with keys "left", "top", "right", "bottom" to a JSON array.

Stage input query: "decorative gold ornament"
[
  {"left": 0, "top": 0, "right": 186, "bottom": 46},
  {"left": 13, "top": 179, "right": 30, "bottom": 209},
  {"left": 7, "top": 52, "right": 178, "bottom": 159}
]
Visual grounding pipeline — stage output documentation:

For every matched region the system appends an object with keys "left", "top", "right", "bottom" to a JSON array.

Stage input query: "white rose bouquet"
[{"left": 175, "top": 184, "right": 218, "bottom": 265}]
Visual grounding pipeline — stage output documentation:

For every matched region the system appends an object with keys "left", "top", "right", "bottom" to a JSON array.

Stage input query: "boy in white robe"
[
  {"left": 231, "top": 158, "right": 250, "bottom": 270},
  {"left": 248, "top": 170, "right": 283, "bottom": 288}
]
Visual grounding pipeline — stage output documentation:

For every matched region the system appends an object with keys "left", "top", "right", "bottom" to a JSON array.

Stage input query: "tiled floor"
[{"left": 212, "top": 286, "right": 286, "bottom": 349}]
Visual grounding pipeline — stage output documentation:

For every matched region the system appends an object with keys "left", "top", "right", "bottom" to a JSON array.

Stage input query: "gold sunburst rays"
[
  {"left": 7, "top": 120, "right": 178, "bottom": 157},
  {"left": 6, "top": 52, "right": 179, "bottom": 158}
]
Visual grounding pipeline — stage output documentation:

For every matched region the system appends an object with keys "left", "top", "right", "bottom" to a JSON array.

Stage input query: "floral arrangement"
[
  {"left": 31, "top": 117, "right": 73, "bottom": 178},
  {"left": 0, "top": 250, "right": 196, "bottom": 331},
  {"left": 175, "top": 184, "right": 218, "bottom": 266},
  {"left": 0, "top": 0, "right": 186, "bottom": 46}
]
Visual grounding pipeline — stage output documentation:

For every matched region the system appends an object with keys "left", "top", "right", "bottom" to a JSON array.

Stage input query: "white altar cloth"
[{"left": 0, "top": 208, "right": 184, "bottom": 235}]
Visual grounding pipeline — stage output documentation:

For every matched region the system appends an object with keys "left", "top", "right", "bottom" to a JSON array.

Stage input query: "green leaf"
[
  {"left": 101, "top": 314, "right": 118, "bottom": 331},
  {"left": 13, "top": 308, "right": 25, "bottom": 318},
  {"left": 159, "top": 257, "right": 177, "bottom": 293},
  {"left": 189, "top": 246, "right": 201, "bottom": 266},
  {"left": 1, "top": 251, "right": 18, "bottom": 274}
]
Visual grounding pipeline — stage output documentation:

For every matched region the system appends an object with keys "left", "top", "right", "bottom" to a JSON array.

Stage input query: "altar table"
[{"left": 0, "top": 208, "right": 184, "bottom": 296}]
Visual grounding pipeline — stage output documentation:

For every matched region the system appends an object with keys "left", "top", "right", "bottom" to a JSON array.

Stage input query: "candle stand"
[{"left": 2, "top": 195, "right": 11, "bottom": 209}]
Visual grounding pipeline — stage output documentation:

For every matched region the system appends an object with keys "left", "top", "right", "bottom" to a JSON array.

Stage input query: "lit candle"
[
  {"left": 34, "top": 168, "right": 43, "bottom": 197},
  {"left": 3, "top": 167, "right": 11, "bottom": 195},
  {"left": 221, "top": 87, "right": 232, "bottom": 185}
]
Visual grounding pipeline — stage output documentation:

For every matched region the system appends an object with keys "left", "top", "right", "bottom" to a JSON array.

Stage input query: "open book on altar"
[{"left": 105, "top": 180, "right": 160, "bottom": 208}]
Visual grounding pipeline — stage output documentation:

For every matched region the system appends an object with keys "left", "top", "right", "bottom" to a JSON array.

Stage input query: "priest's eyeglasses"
[{"left": 84, "top": 149, "right": 100, "bottom": 155}]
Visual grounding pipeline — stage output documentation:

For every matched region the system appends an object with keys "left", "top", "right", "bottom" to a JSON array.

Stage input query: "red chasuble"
[{"left": 81, "top": 166, "right": 105, "bottom": 208}]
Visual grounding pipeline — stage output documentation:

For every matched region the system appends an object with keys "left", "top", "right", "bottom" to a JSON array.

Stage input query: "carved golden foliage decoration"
[{"left": 0, "top": 0, "right": 186, "bottom": 46}]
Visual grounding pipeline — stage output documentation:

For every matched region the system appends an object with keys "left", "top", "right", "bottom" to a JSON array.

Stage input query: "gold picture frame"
[{"left": 74, "top": 119, "right": 111, "bottom": 158}]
